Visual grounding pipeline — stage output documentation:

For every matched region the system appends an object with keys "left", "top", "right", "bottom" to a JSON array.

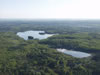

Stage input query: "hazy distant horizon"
[
  {"left": 1, "top": 18, "right": 100, "bottom": 22},
  {"left": 1, "top": 0, "right": 100, "bottom": 19},
  {"left": 1, "top": 18, "right": 100, "bottom": 21}
]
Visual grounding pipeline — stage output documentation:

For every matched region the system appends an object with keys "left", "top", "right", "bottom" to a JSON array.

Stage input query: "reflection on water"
[
  {"left": 17, "top": 30, "right": 54, "bottom": 40},
  {"left": 57, "top": 49, "right": 91, "bottom": 58}
]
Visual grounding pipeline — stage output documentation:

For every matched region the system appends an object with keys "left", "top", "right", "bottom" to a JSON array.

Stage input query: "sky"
[{"left": 0, "top": 0, "right": 100, "bottom": 19}]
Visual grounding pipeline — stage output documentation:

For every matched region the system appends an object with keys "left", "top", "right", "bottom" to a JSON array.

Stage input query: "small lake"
[
  {"left": 17, "top": 31, "right": 91, "bottom": 58},
  {"left": 17, "top": 30, "right": 54, "bottom": 40},
  {"left": 57, "top": 49, "right": 91, "bottom": 58}
]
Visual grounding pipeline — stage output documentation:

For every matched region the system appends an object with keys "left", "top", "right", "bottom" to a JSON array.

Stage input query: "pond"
[
  {"left": 57, "top": 49, "right": 91, "bottom": 58},
  {"left": 17, "top": 30, "right": 54, "bottom": 40}
]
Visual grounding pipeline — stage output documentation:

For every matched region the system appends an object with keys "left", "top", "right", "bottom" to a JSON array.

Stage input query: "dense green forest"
[
  {"left": 0, "top": 20, "right": 100, "bottom": 75},
  {"left": 40, "top": 33, "right": 100, "bottom": 51},
  {"left": 0, "top": 20, "right": 100, "bottom": 33}
]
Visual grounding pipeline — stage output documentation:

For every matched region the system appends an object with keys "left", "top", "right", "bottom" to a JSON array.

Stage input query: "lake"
[
  {"left": 17, "top": 30, "right": 91, "bottom": 58},
  {"left": 17, "top": 30, "right": 54, "bottom": 40},
  {"left": 57, "top": 49, "right": 91, "bottom": 58}
]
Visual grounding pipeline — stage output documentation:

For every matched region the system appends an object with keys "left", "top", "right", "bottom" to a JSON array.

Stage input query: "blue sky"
[{"left": 0, "top": 0, "right": 100, "bottom": 19}]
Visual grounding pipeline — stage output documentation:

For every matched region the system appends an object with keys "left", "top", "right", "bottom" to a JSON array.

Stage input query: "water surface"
[
  {"left": 57, "top": 49, "right": 91, "bottom": 58},
  {"left": 17, "top": 30, "right": 54, "bottom": 40}
]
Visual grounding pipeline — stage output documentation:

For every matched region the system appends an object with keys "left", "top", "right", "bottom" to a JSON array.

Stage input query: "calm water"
[
  {"left": 57, "top": 49, "right": 91, "bottom": 58},
  {"left": 17, "top": 30, "right": 54, "bottom": 40},
  {"left": 17, "top": 31, "right": 91, "bottom": 58}
]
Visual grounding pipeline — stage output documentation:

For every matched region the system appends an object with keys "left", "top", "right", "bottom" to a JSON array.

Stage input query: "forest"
[{"left": 0, "top": 20, "right": 100, "bottom": 75}]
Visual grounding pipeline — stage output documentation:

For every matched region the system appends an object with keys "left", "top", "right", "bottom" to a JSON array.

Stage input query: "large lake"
[
  {"left": 57, "top": 49, "right": 91, "bottom": 58},
  {"left": 17, "top": 30, "right": 54, "bottom": 40}
]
